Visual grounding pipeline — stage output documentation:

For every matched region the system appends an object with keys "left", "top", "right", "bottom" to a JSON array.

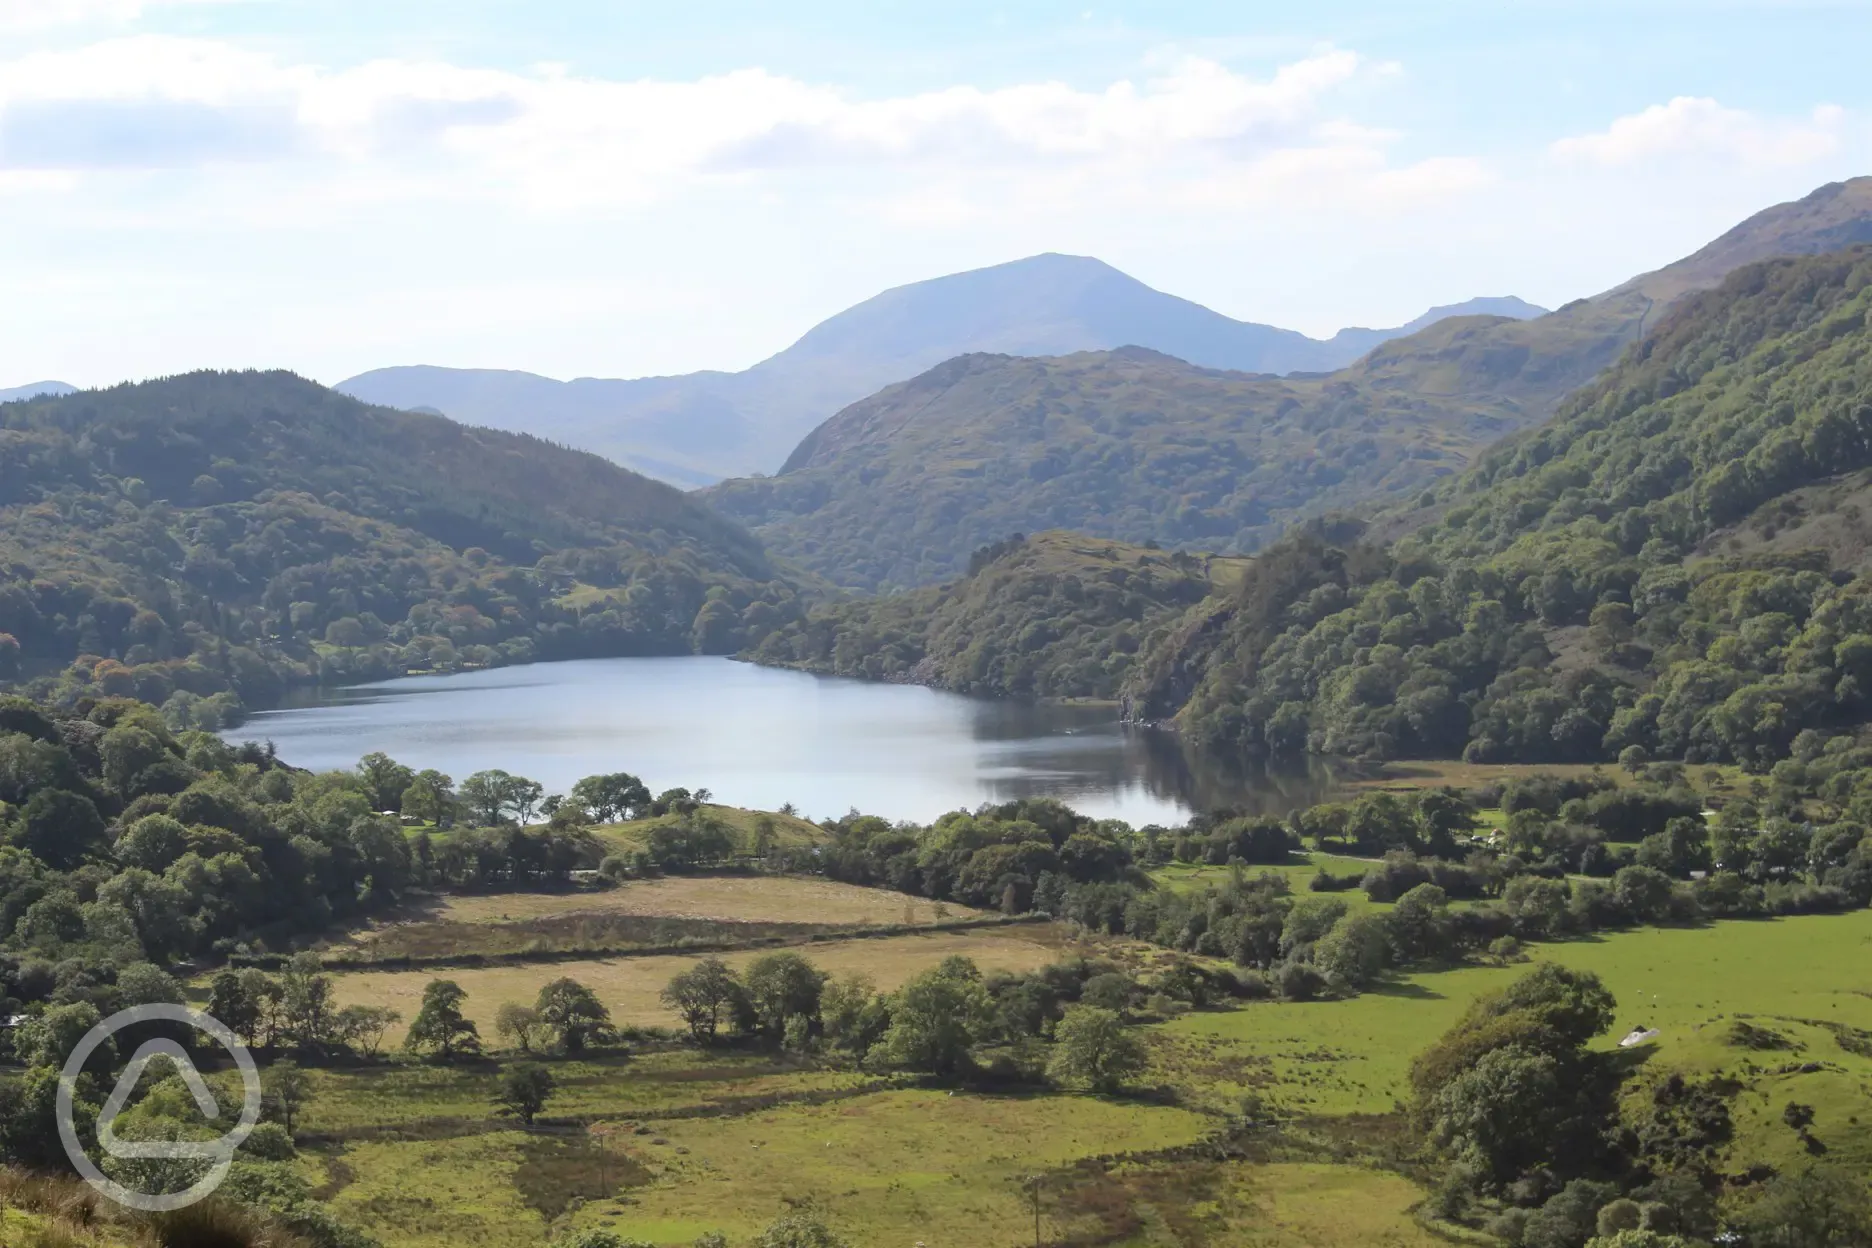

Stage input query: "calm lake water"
[{"left": 226, "top": 657, "right": 1353, "bottom": 825}]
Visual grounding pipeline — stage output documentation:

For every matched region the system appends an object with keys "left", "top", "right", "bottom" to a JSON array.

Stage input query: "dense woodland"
[
  {"left": 0, "top": 372, "right": 806, "bottom": 727},
  {"left": 747, "top": 531, "right": 1244, "bottom": 698},
  {"left": 1137, "top": 248, "right": 1872, "bottom": 766},
  {"left": 704, "top": 342, "right": 1531, "bottom": 591},
  {"left": 760, "top": 249, "right": 1872, "bottom": 771}
]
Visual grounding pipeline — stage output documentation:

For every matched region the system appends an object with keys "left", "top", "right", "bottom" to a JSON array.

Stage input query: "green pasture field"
[
  {"left": 1150, "top": 854, "right": 1387, "bottom": 910},
  {"left": 294, "top": 1050, "right": 876, "bottom": 1137},
  {"left": 298, "top": 1057, "right": 1448, "bottom": 1248},
  {"left": 595, "top": 805, "right": 830, "bottom": 855},
  {"left": 1161, "top": 908, "right": 1872, "bottom": 1168},
  {"left": 1151, "top": 853, "right": 1383, "bottom": 891},
  {"left": 246, "top": 827, "right": 1872, "bottom": 1245}
]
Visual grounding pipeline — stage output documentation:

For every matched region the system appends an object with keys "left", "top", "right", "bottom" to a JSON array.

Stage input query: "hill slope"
[
  {"left": 337, "top": 254, "right": 1541, "bottom": 483},
  {"left": 1125, "top": 246, "right": 1872, "bottom": 766},
  {"left": 706, "top": 346, "right": 1490, "bottom": 589},
  {"left": 710, "top": 177, "right": 1872, "bottom": 590},
  {"left": 0, "top": 371, "right": 802, "bottom": 724},
  {"left": 746, "top": 530, "right": 1251, "bottom": 698}
]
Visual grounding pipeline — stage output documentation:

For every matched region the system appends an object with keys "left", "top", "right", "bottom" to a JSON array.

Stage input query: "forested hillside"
[
  {"left": 747, "top": 531, "right": 1250, "bottom": 698},
  {"left": 1129, "top": 247, "right": 1872, "bottom": 765},
  {"left": 0, "top": 372, "right": 804, "bottom": 725},
  {"left": 708, "top": 177, "right": 1872, "bottom": 591},
  {"left": 706, "top": 346, "right": 1496, "bottom": 589}
]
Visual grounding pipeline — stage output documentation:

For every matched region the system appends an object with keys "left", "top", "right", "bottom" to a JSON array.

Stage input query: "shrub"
[
  {"left": 239, "top": 1122, "right": 296, "bottom": 1161},
  {"left": 1277, "top": 962, "right": 1327, "bottom": 1001}
]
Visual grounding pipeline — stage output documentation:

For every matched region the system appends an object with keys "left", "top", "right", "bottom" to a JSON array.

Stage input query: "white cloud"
[
  {"left": 0, "top": 36, "right": 1477, "bottom": 216},
  {"left": 1551, "top": 96, "right": 1845, "bottom": 169}
]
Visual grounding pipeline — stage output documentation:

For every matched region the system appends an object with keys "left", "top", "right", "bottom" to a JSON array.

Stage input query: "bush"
[
  {"left": 1230, "top": 968, "right": 1275, "bottom": 999},
  {"left": 554, "top": 1232, "right": 659, "bottom": 1248},
  {"left": 239, "top": 1122, "right": 296, "bottom": 1161},
  {"left": 1277, "top": 962, "right": 1327, "bottom": 1001},
  {"left": 755, "top": 1214, "right": 852, "bottom": 1248},
  {"left": 1310, "top": 867, "right": 1364, "bottom": 892},
  {"left": 1079, "top": 971, "right": 1137, "bottom": 1014},
  {"left": 1047, "top": 1005, "right": 1147, "bottom": 1092},
  {"left": 1523, "top": 1179, "right": 1618, "bottom": 1248}
]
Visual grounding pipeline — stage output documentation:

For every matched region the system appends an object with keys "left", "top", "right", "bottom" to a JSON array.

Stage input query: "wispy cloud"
[
  {"left": 1551, "top": 96, "right": 1846, "bottom": 169},
  {"left": 0, "top": 37, "right": 1477, "bottom": 216}
]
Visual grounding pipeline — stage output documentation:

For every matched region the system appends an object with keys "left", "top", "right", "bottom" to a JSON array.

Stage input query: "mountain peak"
[
  {"left": 339, "top": 259, "right": 1548, "bottom": 484},
  {"left": 0, "top": 380, "right": 77, "bottom": 403}
]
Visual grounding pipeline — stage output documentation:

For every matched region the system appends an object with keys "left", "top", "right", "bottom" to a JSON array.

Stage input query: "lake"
[{"left": 226, "top": 656, "right": 1354, "bottom": 825}]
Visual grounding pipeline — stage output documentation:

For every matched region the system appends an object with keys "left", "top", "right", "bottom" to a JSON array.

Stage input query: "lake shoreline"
[{"left": 221, "top": 654, "right": 1250, "bottom": 825}]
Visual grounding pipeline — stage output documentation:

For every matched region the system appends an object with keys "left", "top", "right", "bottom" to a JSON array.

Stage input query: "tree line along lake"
[{"left": 223, "top": 655, "right": 1350, "bottom": 824}]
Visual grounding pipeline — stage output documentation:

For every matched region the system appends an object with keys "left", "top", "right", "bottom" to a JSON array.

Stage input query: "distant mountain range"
[
  {"left": 705, "top": 176, "right": 1872, "bottom": 589},
  {"left": 335, "top": 259, "right": 1544, "bottom": 484},
  {"left": 0, "top": 381, "right": 76, "bottom": 403}
]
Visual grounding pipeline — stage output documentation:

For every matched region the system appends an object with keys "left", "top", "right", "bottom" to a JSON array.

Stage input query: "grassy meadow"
[
  {"left": 296, "top": 1060, "right": 1447, "bottom": 1248},
  {"left": 1162, "top": 909, "right": 1872, "bottom": 1162},
  {"left": 1150, "top": 853, "right": 1383, "bottom": 901},
  {"left": 268, "top": 851, "right": 1872, "bottom": 1247},
  {"left": 287, "top": 867, "right": 1465, "bottom": 1247}
]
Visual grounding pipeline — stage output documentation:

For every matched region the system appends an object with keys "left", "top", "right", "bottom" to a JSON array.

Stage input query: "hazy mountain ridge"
[
  {"left": 336, "top": 256, "right": 1543, "bottom": 483},
  {"left": 0, "top": 381, "right": 77, "bottom": 403},
  {"left": 709, "top": 177, "right": 1872, "bottom": 590}
]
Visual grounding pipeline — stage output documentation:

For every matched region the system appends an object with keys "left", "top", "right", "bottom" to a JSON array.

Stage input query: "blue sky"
[{"left": 3, "top": 0, "right": 1870, "bottom": 388}]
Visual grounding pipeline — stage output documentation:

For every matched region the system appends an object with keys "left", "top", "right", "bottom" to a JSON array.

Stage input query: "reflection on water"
[{"left": 230, "top": 656, "right": 1360, "bottom": 825}]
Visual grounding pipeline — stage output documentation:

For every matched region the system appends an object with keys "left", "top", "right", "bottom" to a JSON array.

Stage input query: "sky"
[{"left": 2, "top": 1, "right": 1870, "bottom": 389}]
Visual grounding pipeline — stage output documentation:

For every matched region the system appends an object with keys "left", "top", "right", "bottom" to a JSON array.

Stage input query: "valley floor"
[{"left": 254, "top": 876, "right": 1872, "bottom": 1247}]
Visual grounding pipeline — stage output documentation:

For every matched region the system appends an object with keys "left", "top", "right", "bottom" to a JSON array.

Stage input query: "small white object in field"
[{"left": 1619, "top": 1027, "right": 1661, "bottom": 1048}]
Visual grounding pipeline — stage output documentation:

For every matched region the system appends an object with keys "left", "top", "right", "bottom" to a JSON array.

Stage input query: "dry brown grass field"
[
  {"left": 324, "top": 876, "right": 994, "bottom": 961},
  {"left": 330, "top": 925, "right": 1064, "bottom": 1039},
  {"left": 409, "top": 875, "right": 982, "bottom": 927}
]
